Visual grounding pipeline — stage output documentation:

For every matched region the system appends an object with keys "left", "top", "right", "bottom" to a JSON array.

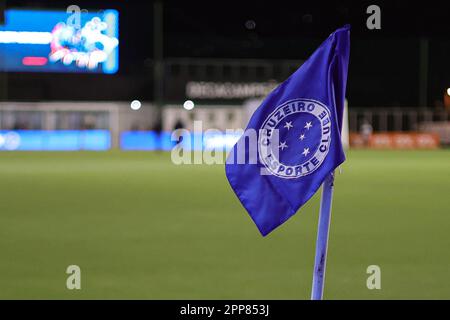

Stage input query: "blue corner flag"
[{"left": 225, "top": 25, "right": 350, "bottom": 236}]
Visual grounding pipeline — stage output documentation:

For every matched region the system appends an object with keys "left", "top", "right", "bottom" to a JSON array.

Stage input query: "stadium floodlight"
[
  {"left": 183, "top": 100, "right": 195, "bottom": 110},
  {"left": 130, "top": 100, "right": 142, "bottom": 110}
]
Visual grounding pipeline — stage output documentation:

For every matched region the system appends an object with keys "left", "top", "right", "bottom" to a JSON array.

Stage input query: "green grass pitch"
[{"left": 0, "top": 150, "right": 449, "bottom": 299}]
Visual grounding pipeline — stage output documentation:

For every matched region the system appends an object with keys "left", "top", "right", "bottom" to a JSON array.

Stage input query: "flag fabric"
[{"left": 225, "top": 25, "right": 350, "bottom": 236}]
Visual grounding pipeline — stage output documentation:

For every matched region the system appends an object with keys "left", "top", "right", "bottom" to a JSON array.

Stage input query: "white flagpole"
[{"left": 311, "top": 172, "right": 335, "bottom": 300}]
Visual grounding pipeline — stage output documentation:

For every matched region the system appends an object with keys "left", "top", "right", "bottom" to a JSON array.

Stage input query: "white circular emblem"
[
  {"left": 3, "top": 132, "right": 21, "bottom": 151},
  {"left": 258, "top": 99, "right": 332, "bottom": 179}
]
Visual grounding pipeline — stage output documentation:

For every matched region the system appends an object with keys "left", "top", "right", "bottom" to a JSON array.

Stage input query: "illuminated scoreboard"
[{"left": 0, "top": 9, "right": 119, "bottom": 74}]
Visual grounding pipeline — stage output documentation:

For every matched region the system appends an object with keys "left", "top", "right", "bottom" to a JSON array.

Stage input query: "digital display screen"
[
  {"left": 120, "top": 131, "right": 241, "bottom": 151},
  {"left": 0, "top": 130, "right": 111, "bottom": 151},
  {"left": 0, "top": 9, "right": 119, "bottom": 74}
]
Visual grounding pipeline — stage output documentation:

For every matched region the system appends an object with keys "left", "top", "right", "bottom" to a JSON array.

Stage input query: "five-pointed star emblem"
[
  {"left": 284, "top": 121, "right": 293, "bottom": 130},
  {"left": 304, "top": 122, "right": 313, "bottom": 130},
  {"left": 279, "top": 120, "right": 313, "bottom": 158},
  {"left": 279, "top": 141, "right": 288, "bottom": 150},
  {"left": 302, "top": 148, "right": 310, "bottom": 157}
]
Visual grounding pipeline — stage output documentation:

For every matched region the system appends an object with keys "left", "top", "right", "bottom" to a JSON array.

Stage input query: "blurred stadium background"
[{"left": 0, "top": 0, "right": 449, "bottom": 299}]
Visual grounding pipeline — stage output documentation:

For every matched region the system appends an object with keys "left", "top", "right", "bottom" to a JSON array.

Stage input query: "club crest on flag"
[
  {"left": 225, "top": 25, "right": 350, "bottom": 237},
  {"left": 259, "top": 98, "right": 332, "bottom": 179}
]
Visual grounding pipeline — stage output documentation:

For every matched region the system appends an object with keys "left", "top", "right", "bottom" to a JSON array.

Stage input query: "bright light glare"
[
  {"left": 130, "top": 100, "right": 142, "bottom": 110},
  {"left": 0, "top": 31, "right": 52, "bottom": 44},
  {"left": 204, "top": 133, "right": 241, "bottom": 150},
  {"left": 183, "top": 100, "right": 195, "bottom": 110},
  {"left": 447, "top": 88, "right": 450, "bottom": 96}
]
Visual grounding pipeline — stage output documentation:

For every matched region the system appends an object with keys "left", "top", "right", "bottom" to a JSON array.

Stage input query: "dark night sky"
[{"left": 3, "top": 0, "right": 450, "bottom": 107}]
